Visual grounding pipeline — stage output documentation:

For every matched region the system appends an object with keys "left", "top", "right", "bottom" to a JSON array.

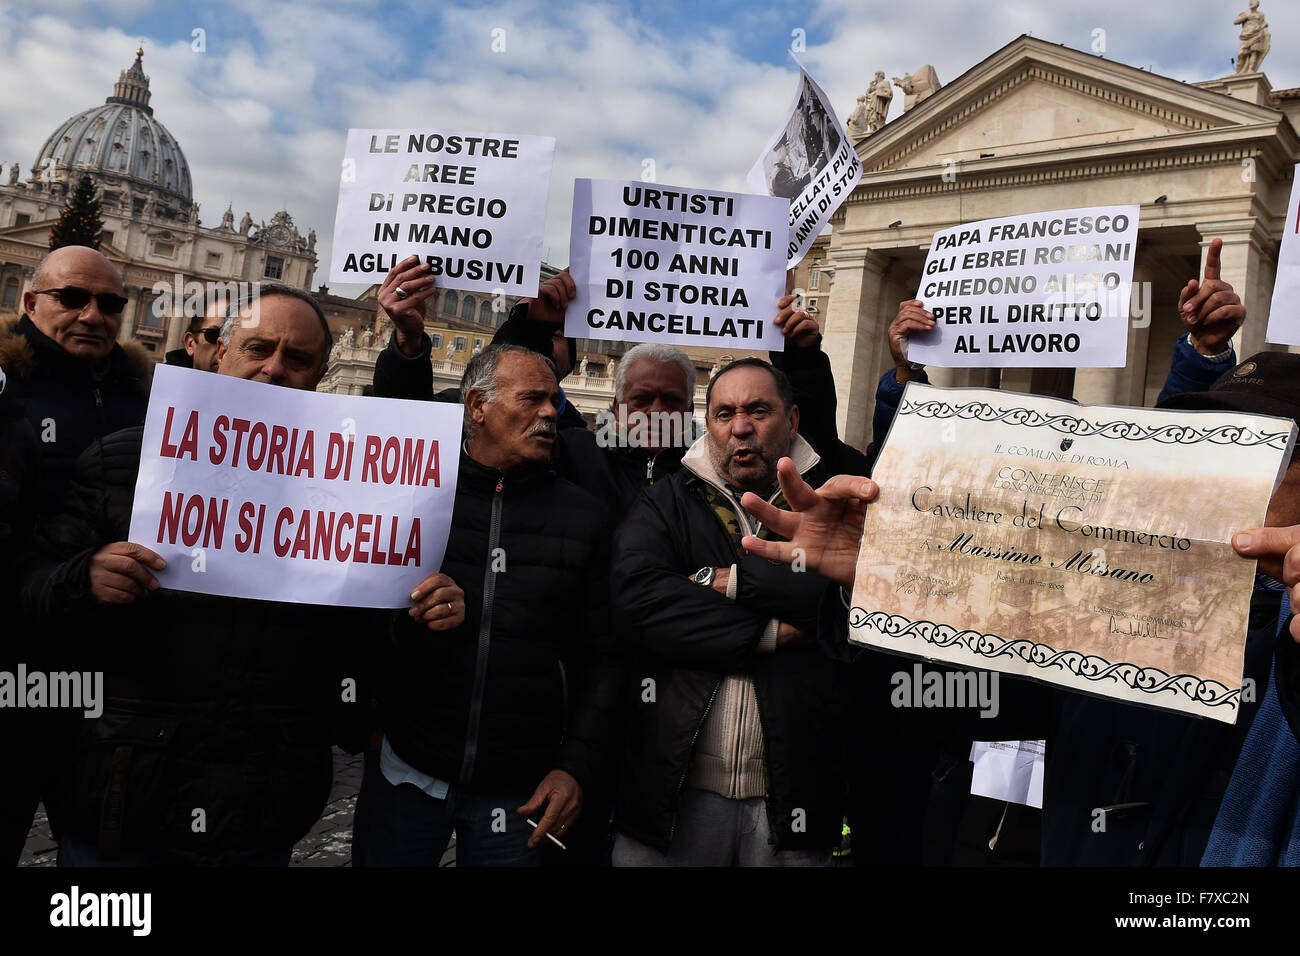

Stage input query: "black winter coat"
[
  {"left": 610, "top": 440, "right": 858, "bottom": 853},
  {"left": 377, "top": 451, "right": 620, "bottom": 794},
  {"left": 20, "top": 426, "right": 379, "bottom": 864},
  {"left": 0, "top": 314, "right": 150, "bottom": 514},
  {"left": 0, "top": 370, "right": 37, "bottom": 602}
]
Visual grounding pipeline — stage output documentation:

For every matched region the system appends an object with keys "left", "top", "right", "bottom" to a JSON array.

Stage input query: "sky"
[{"left": 1, "top": 0, "right": 1295, "bottom": 296}]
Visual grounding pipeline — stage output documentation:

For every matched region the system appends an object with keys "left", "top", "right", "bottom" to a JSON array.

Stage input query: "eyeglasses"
[
  {"left": 33, "top": 286, "right": 128, "bottom": 316},
  {"left": 192, "top": 327, "right": 222, "bottom": 345}
]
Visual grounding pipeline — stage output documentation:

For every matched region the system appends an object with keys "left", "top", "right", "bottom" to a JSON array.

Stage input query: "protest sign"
[
  {"left": 329, "top": 128, "right": 554, "bottom": 297},
  {"left": 746, "top": 60, "right": 861, "bottom": 267},
  {"left": 565, "top": 178, "right": 787, "bottom": 351},
  {"left": 969, "top": 740, "right": 1045, "bottom": 809},
  {"left": 127, "top": 365, "right": 462, "bottom": 609},
  {"left": 906, "top": 205, "right": 1140, "bottom": 368},
  {"left": 1265, "top": 164, "right": 1300, "bottom": 346},
  {"left": 848, "top": 382, "right": 1296, "bottom": 723}
]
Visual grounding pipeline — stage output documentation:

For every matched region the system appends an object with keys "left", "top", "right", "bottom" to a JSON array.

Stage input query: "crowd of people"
[{"left": 1, "top": 239, "right": 1297, "bottom": 868}]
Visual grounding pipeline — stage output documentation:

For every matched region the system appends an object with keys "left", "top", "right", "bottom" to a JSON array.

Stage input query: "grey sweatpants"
[{"left": 612, "top": 788, "right": 832, "bottom": 867}]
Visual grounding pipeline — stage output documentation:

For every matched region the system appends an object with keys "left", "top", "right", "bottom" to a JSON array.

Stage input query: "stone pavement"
[{"left": 18, "top": 748, "right": 457, "bottom": 867}]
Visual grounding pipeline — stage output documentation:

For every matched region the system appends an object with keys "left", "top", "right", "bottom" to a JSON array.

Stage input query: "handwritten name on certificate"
[{"left": 849, "top": 383, "right": 1296, "bottom": 723}]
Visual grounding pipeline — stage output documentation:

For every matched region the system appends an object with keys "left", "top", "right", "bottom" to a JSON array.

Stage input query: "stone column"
[
  {"left": 822, "top": 248, "right": 891, "bottom": 449},
  {"left": 165, "top": 300, "right": 188, "bottom": 352},
  {"left": 118, "top": 285, "right": 140, "bottom": 341}
]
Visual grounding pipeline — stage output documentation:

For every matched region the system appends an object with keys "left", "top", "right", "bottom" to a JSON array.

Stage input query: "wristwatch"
[{"left": 692, "top": 566, "right": 717, "bottom": 588}]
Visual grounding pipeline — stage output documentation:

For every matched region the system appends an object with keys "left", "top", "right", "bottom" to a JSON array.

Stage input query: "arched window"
[
  {"left": 442, "top": 290, "right": 458, "bottom": 315},
  {"left": 461, "top": 295, "right": 476, "bottom": 322},
  {"left": 479, "top": 300, "right": 493, "bottom": 325}
]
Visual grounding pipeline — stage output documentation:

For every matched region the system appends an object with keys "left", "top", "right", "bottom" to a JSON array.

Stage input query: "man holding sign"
[
  {"left": 353, "top": 345, "right": 620, "bottom": 867},
  {"left": 20, "top": 285, "right": 467, "bottom": 866}
]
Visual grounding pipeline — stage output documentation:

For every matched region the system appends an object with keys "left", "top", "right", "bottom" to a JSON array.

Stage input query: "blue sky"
[{"left": 2, "top": 0, "right": 1295, "bottom": 294}]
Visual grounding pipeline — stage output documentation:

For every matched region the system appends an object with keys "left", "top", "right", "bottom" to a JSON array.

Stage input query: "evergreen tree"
[{"left": 48, "top": 174, "right": 103, "bottom": 251}]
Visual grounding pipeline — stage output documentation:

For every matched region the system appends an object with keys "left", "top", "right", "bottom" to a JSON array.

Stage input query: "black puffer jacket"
[
  {"left": 20, "top": 426, "right": 379, "bottom": 864},
  {"left": 610, "top": 435, "right": 859, "bottom": 853},
  {"left": 0, "top": 367, "right": 37, "bottom": 599},
  {"left": 0, "top": 314, "right": 150, "bottom": 513},
  {"left": 378, "top": 450, "right": 620, "bottom": 794}
]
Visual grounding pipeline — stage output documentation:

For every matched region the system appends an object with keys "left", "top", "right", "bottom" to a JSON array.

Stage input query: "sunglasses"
[
  {"left": 192, "top": 327, "right": 222, "bottom": 345},
  {"left": 33, "top": 286, "right": 128, "bottom": 316}
]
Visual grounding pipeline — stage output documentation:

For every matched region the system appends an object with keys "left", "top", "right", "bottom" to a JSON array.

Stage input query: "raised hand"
[{"left": 1178, "top": 238, "right": 1245, "bottom": 356}]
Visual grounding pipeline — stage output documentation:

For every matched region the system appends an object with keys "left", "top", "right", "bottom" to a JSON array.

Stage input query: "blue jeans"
[{"left": 352, "top": 752, "right": 542, "bottom": 867}]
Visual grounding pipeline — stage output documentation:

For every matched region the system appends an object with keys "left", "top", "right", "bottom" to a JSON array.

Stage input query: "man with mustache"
[
  {"left": 609, "top": 357, "right": 864, "bottom": 865},
  {"left": 353, "top": 344, "right": 621, "bottom": 866},
  {"left": 0, "top": 245, "right": 151, "bottom": 865}
]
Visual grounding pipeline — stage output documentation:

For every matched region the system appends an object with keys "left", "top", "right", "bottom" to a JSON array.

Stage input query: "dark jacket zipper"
[
  {"left": 458, "top": 475, "right": 505, "bottom": 783},
  {"left": 668, "top": 679, "right": 720, "bottom": 843}
]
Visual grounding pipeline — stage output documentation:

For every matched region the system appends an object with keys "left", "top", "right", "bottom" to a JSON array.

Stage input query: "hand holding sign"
[
  {"left": 889, "top": 300, "right": 936, "bottom": 382},
  {"left": 408, "top": 571, "right": 466, "bottom": 632},
  {"left": 379, "top": 255, "right": 437, "bottom": 357},
  {"left": 774, "top": 293, "right": 819, "bottom": 347},
  {"left": 1233, "top": 524, "right": 1300, "bottom": 643},
  {"left": 1179, "top": 238, "right": 1245, "bottom": 356},
  {"left": 89, "top": 542, "right": 166, "bottom": 605},
  {"left": 527, "top": 268, "right": 577, "bottom": 326}
]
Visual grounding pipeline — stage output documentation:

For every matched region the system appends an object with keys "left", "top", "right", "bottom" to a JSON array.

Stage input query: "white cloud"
[{"left": 2, "top": 0, "right": 1294, "bottom": 299}]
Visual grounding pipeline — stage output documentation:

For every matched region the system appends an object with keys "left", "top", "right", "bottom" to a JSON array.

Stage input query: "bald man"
[
  {"left": 0, "top": 245, "right": 152, "bottom": 865},
  {"left": 0, "top": 245, "right": 151, "bottom": 509}
]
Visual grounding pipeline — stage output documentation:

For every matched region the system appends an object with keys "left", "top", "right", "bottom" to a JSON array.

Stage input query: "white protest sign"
[
  {"left": 746, "top": 59, "right": 861, "bottom": 267},
  {"left": 907, "top": 204, "right": 1140, "bottom": 368},
  {"left": 127, "top": 365, "right": 462, "bottom": 609},
  {"left": 1266, "top": 164, "right": 1300, "bottom": 346},
  {"left": 566, "top": 178, "right": 787, "bottom": 351},
  {"left": 969, "top": 740, "right": 1045, "bottom": 809},
  {"left": 329, "top": 128, "right": 554, "bottom": 297}
]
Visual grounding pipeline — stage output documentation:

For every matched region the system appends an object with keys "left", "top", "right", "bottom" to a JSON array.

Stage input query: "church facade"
[{"left": 825, "top": 35, "right": 1300, "bottom": 450}]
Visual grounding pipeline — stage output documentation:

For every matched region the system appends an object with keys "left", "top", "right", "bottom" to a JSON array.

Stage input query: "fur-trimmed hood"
[{"left": 0, "top": 312, "right": 153, "bottom": 395}]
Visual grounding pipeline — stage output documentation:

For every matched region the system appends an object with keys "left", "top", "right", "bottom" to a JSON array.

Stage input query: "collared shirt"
[{"left": 380, "top": 735, "right": 451, "bottom": 800}]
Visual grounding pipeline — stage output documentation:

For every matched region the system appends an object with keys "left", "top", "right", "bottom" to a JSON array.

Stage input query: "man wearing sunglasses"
[
  {"left": 165, "top": 296, "right": 227, "bottom": 372},
  {"left": 0, "top": 244, "right": 151, "bottom": 866}
]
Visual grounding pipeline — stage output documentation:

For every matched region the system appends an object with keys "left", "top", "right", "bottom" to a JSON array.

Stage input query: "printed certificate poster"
[
  {"left": 329, "top": 127, "right": 554, "bottom": 296},
  {"left": 848, "top": 383, "right": 1296, "bottom": 723},
  {"left": 127, "top": 365, "right": 462, "bottom": 609},
  {"left": 566, "top": 178, "right": 787, "bottom": 351},
  {"left": 745, "top": 59, "right": 862, "bottom": 267},
  {"left": 907, "top": 205, "right": 1139, "bottom": 369},
  {"left": 1265, "top": 164, "right": 1300, "bottom": 346}
]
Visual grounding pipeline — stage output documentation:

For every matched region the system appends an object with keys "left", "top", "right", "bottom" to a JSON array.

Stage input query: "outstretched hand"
[{"left": 740, "top": 457, "right": 877, "bottom": 589}]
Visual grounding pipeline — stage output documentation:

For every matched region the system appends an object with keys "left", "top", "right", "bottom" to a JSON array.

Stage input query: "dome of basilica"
[{"left": 31, "top": 49, "right": 192, "bottom": 209}]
